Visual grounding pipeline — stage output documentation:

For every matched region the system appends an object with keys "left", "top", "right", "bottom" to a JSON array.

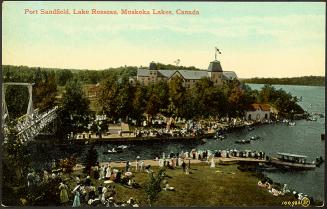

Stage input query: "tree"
[
  {"left": 98, "top": 76, "right": 120, "bottom": 121},
  {"left": 55, "top": 69, "right": 73, "bottom": 86},
  {"left": 208, "top": 86, "right": 229, "bottom": 118},
  {"left": 258, "top": 84, "right": 303, "bottom": 118},
  {"left": 227, "top": 86, "right": 247, "bottom": 117},
  {"left": 155, "top": 81, "right": 170, "bottom": 113},
  {"left": 33, "top": 71, "right": 57, "bottom": 111},
  {"left": 97, "top": 76, "right": 133, "bottom": 122},
  {"left": 130, "top": 83, "right": 147, "bottom": 125},
  {"left": 189, "top": 78, "right": 214, "bottom": 119},
  {"left": 116, "top": 78, "right": 133, "bottom": 122},
  {"left": 3, "top": 123, "right": 31, "bottom": 184},
  {"left": 145, "top": 168, "right": 166, "bottom": 206},
  {"left": 2, "top": 123, "right": 31, "bottom": 205},
  {"left": 4, "top": 85, "right": 29, "bottom": 119},
  {"left": 84, "top": 144, "right": 98, "bottom": 175},
  {"left": 58, "top": 79, "right": 91, "bottom": 137},
  {"left": 168, "top": 76, "right": 186, "bottom": 118}
]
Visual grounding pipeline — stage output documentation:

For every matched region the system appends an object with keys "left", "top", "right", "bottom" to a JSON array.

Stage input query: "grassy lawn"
[{"left": 65, "top": 163, "right": 299, "bottom": 207}]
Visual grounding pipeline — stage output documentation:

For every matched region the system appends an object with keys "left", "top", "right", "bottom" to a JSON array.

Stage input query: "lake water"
[{"left": 28, "top": 84, "right": 325, "bottom": 201}]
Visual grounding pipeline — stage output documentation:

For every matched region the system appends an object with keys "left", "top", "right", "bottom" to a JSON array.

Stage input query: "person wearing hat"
[
  {"left": 135, "top": 156, "right": 140, "bottom": 172},
  {"left": 72, "top": 185, "right": 81, "bottom": 207},
  {"left": 105, "top": 165, "right": 112, "bottom": 180},
  {"left": 101, "top": 186, "right": 108, "bottom": 204},
  {"left": 127, "top": 197, "right": 134, "bottom": 205},
  {"left": 85, "top": 175, "right": 91, "bottom": 186},
  {"left": 140, "top": 161, "right": 145, "bottom": 172},
  {"left": 59, "top": 182, "right": 69, "bottom": 204},
  {"left": 99, "top": 165, "right": 105, "bottom": 180},
  {"left": 106, "top": 196, "right": 115, "bottom": 207}
]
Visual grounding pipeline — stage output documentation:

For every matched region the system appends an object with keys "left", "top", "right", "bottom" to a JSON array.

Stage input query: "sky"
[{"left": 2, "top": 1, "right": 325, "bottom": 78}]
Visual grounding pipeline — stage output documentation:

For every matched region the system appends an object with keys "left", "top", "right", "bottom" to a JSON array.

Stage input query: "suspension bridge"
[{"left": 2, "top": 82, "right": 59, "bottom": 143}]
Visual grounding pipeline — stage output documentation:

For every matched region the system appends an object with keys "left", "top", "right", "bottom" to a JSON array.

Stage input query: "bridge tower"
[
  {"left": 2, "top": 82, "right": 59, "bottom": 143},
  {"left": 1, "top": 82, "right": 35, "bottom": 127}
]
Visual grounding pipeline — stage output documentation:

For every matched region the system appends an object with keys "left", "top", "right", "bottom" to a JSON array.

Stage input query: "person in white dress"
[
  {"left": 178, "top": 157, "right": 183, "bottom": 167},
  {"left": 158, "top": 159, "right": 164, "bottom": 167},
  {"left": 140, "top": 161, "right": 144, "bottom": 172},
  {"left": 210, "top": 157, "right": 216, "bottom": 168},
  {"left": 101, "top": 186, "right": 108, "bottom": 204},
  {"left": 137, "top": 156, "right": 141, "bottom": 170},
  {"left": 105, "top": 166, "right": 112, "bottom": 179},
  {"left": 99, "top": 165, "right": 105, "bottom": 180}
]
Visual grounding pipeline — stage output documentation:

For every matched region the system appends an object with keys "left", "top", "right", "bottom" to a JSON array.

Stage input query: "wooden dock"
[
  {"left": 217, "top": 157, "right": 267, "bottom": 164},
  {"left": 72, "top": 157, "right": 268, "bottom": 171}
]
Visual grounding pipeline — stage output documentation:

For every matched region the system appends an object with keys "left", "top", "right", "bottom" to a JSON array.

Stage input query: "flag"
[{"left": 215, "top": 47, "right": 221, "bottom": 54}]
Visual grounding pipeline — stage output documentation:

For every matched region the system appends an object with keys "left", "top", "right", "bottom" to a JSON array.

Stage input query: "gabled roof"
[
  {"left": 137, "top": 65, "right": 237, "bottom": 81},
  {"left": 259, "top": 104, "right": 271, "bottom": 111},
  {"left": 169, "top": 71, "right": 185, "bottom": 80},
  {"left": 178, "top": 70, "right": 208, "bottom": 80},
  {"left": 247, "top": 103, "right": 271, "bottom": 111},
  {"left": 222, "top": 71, "right": 237, "bottom": 80},
  {"left": 137, "top": 68, "right": 149, "bottom": 77},
  {"left": 157, "top": 70, "right": 176, "bottom": 78}
]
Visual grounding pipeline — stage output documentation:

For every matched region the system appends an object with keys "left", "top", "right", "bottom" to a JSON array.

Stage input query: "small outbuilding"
[{"left": 245, "top": 103, "right": 272, "bottom": 121}]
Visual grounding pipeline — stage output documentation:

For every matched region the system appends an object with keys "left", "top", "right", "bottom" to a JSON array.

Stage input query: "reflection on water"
[{"left": 28, "top": 84, "right": 325, "bottom": 201}]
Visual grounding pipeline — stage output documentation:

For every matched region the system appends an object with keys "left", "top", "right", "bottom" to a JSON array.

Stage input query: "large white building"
[{"left": 134, "top": 58, "right": 238, "bottom": 88}]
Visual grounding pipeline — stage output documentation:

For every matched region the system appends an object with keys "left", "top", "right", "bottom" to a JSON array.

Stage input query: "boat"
[
  {"left": 215, "top": 135, "right": 225, "bottom": 141},
  {"left": 117, "top": 145, "right": 129, "bottom": 149},
  {"left": 200, "top": 138, "right": 207, "bottom": 144},
  {"left": 249, "top": 136, "right": 262, "bottom": 141},
  {"left": 282, "top": 119, "right": 289, "bottom": 123},
  {"left": 108, "top": 148, "right": 118, "bottom": 153},
  {"left": 103, "top": 149, "right": 116, "bottom": 154},
  {"left": 288, "top": 121, "right": 296, "bottom": 126},
  {"left": 315, "top": 156, "right": 324, "bottom": 167},
  {"left": 104, "top": 145, "right": 128, "bottom": 154},
  {"left": 307, "top": 117, "right": 317, "bottom": 121},
  {"left": 268, "top": 152, "right": 316, "bottom": 170},
  {"left": 235, "top": 139, "right": 251, "bottom": 144}
]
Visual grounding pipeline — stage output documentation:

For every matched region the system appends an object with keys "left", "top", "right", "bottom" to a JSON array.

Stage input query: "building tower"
[
  {"left": 208, "top": 48, "right": 224, "bottom": 86},
  {"left": 149, "top": 61, "right": 158, "bottom": 85}
]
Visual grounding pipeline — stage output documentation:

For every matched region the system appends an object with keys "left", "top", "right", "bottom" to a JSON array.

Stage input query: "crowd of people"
[{"left": 23, "top": 147, "right": 281, "bottom": 207}]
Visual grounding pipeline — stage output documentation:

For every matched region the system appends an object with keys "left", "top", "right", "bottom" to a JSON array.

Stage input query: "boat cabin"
[{"left": 277, "top": 152, "right": 308, "bottom": 164}]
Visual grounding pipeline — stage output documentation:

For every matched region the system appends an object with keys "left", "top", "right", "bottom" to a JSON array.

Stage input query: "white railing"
[{"left": 3, "top": 106, "right": 59, "bottom": 143}]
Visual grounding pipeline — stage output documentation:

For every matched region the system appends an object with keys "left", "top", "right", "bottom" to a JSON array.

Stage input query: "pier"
[{"left": 217, "top": 157, "right": 267, "bottom": 164}]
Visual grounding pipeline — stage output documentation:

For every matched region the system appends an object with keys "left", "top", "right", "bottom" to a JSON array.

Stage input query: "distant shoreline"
[{"left": 241, "top": 76, "right": 325, "bottom": 87}]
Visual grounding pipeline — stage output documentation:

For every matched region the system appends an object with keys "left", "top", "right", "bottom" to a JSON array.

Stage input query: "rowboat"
[{"left": 235, "top": 139, "right": 251, "bottom": 144}]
